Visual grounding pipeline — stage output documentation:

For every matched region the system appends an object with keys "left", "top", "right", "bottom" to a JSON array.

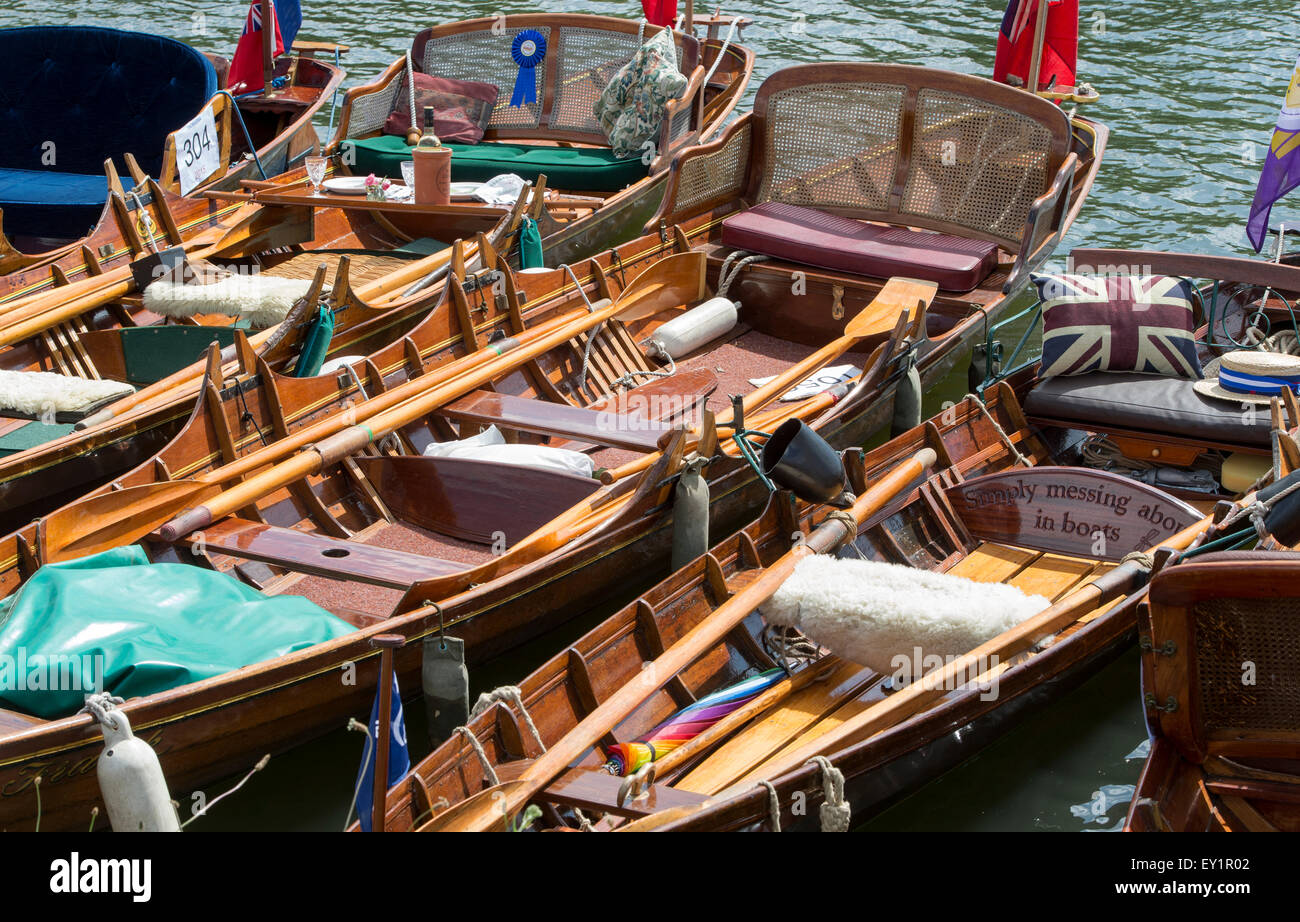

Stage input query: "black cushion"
[{"left": 1024, "top": 372, "right": 1272, "bottom": 448}]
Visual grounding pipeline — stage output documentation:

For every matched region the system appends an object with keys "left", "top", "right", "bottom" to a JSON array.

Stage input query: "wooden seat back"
[{"left": 1144, "top": 552, "right": 1300, "bottom": 764}]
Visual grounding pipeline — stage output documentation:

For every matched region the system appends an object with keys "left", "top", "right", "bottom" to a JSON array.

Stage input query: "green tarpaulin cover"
[{"left": 0, "top": 547, "right": 356, "bottom": 718}]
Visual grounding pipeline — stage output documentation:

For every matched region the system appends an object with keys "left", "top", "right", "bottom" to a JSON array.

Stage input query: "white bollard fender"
[
  {"left": 644, "top": 297, "right": 739, "bottom": 363},
  {"left": 84, "top": 694, "right": 180, "bottom": 832}
]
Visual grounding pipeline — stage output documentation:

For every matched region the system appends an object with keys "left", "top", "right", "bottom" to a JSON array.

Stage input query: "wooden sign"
[{"left": 944, "top": 467, "right": 1202, "bottom": 562}]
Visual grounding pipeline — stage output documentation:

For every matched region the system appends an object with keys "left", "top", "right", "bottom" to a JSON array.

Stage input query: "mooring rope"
[
  {"left": 127, "top": 190, "right": 160, "bottom": 254},
  {"left": 758, "top": 779, "right": 782, "bottom": 832},
  {"left": 466, "top": 685, "right": 595, "bottom": 830},
  {"left": 563, "top": 263, "right": 608, "bottom": 400},
  {"left": 451, "top": 726, "right": 500, "bottom": 786},
  {"left": 806, "top": 755, "right": 851, "bottom": 832},
  {"left": 471, "top": 685, "right": 545, "bottom": 753},
  {"left": 702, "top": 19, "right": 739, "bottom": 88},
  {"left": 963, "top": 392, "right": 1032, "bottom": 467},
  {"left": 1119, "top": 551, "right": 1156, "bottom": 571},
  {"left": 80, "top": 693, "right": 126, "bottom": 731},
  {"left": 717, "top": 252, "right": 769, "bottom": 300}
]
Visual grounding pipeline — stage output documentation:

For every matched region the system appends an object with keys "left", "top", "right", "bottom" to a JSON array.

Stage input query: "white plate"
[
  {"left": 449, "top": 182, "right": 483, "bottom": 201},
  {"left": 322, "top": 176, "right": 369, "bottom": 195}
]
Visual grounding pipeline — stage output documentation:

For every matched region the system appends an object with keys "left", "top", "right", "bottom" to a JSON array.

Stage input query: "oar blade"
[
  {"left": 42, "top": 479, "right": 220, "bottom": 563},
  {"left": 843, "top": 277, "right": 937, "bottom": 339}
]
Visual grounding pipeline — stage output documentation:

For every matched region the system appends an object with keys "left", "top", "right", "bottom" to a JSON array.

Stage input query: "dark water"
[{"left": 4, "top": 0, "right": 1297, "bottom": 830}]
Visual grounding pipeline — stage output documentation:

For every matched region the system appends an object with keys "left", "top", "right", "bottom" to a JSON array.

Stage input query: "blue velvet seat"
[{"left": 0, "top": 26, "right": 217, "bottom": 241}]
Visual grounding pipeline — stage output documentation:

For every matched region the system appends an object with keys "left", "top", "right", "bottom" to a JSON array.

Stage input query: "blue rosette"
[{"left": 509, "top": 30, "right": 547, "bottom": 107}]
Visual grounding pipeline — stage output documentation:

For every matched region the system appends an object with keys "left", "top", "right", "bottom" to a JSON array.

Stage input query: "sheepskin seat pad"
[
  {"left": 764, "top": 555, "right": 1049, "bottom": 678},
  {"left": 0, "top": 369, "right": 134, "bottom": 421},
  {"left": 143, "top": 276, "right": 318, "bottom": 329}
]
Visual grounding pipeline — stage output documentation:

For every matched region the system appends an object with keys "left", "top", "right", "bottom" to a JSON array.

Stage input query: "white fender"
[
  {"left": 644, "top": 297, "right": 739, "bottom": 362},
  {"left": 95, "top": 706, "right": 180, "bottom": 832}
]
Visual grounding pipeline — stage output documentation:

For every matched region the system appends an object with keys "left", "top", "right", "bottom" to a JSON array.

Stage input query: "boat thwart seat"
[
  {"left": 183, "top": 517, "right": 467, "bottom": 589},
  {"left": 653, "top": 62, "right": 1079, "bottom": 295},
  {"left": 1024, "top": 372, "right": 1274, "bottom": 449},
  {"left": 444, "top": 390, "right": 674, "bottom": 452}
]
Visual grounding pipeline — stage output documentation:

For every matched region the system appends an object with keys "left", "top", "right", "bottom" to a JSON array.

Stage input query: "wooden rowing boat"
[
  {"left": 0, "top": 25, "right": 344, "bottom": 275},
  {"left": 0, "top": 179, "right": 546, "bottom": 532},
  {"left": 323, "top": 13, "right": 754, "bottom": 266},
  {"left": 1125, "top": 551, "right": 1300, "bottom": 832},
  {"left": 373, "top": 372, "right": 1299, "bottom": 832}
]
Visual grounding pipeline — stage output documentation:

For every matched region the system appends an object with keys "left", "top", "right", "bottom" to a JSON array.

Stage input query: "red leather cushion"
[
  {"left": 720, "top": 201, "right": 999, "bottom": 292},
  {"left": 384, "top": 74, "right": 498, "bottom": 144}
]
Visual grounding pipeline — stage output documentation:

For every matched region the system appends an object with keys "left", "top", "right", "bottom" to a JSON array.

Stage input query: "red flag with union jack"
[
  {"left": 228, "top": 0, "right": 285, "bottom": 95},
  {"left": 993, "top": 0, "right": 1078, "bottom": 92}
]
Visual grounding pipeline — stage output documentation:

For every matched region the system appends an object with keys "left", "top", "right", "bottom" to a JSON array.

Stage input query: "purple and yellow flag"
[{"left": 1248, "top": 55, "right": 1300, "bottom": 252}]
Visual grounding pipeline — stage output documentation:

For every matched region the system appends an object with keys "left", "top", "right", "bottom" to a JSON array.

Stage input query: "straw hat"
[{"left": 1193, "top": 350, "right": 1300, "bottom": 406}]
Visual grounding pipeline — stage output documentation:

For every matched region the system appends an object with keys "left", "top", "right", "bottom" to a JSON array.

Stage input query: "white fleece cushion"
[
  {"left": 764, "top": 555, "right": 1049, "bottom": 675},
  {"left": 143, "top": 276, "right": 317, "bottom": 328},
  {"left": 0, "top": 369, "right": 134, "bottom": 415}
]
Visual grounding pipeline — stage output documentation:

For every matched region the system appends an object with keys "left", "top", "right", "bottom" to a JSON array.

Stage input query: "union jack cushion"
[{"left": 1034, "top": 274, "right": 1202, "bottom": 379}]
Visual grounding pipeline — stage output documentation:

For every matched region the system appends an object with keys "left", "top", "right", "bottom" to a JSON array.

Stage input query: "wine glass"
[
  {"left": 400, "top": 160, "right": 416, "bottom": 196},
  {"left": 305, "top": 156, "right": 328, "bottom": 196}
]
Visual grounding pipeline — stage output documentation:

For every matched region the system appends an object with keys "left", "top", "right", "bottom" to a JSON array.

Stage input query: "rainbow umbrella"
[{"left": 604, "top": 668, "right": 786, "bottom": 776}]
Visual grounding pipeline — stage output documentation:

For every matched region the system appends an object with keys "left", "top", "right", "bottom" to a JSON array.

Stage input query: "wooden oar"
[
  {"left": 42, "top": 254, "right": 703, "bottom": 559},
  {"left": 415, "top": 448, "right": 938, "bottom": 832},
  {"left": 74, "top": 231, "right": 487, "bottom": 430},
  {"left": 597, "top": 278, "right": 933, "bottom": 484},
  {"left": 0, "top": 198, "right": 262, "bottom": 329}
]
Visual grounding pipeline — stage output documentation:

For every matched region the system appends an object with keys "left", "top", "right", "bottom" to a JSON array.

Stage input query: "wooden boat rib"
[
  {"left": 0, "top": 60, "right": 1104, "bottom": 830},
  {"left": 1125, "top": 552, "right": 1300, "bottom": 833}
]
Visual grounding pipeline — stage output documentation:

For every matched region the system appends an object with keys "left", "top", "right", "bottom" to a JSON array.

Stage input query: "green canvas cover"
[
  {"left": 347, "top": 136, "right": 648, "bottom": 193},
  {"left": 0, "top": 547, "right": 356, "bottom": 719}
]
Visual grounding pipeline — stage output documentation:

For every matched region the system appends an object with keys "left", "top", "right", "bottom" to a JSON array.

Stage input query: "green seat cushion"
[{"left": 348, "top": 135, "right": 648, "bottom": 193}]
